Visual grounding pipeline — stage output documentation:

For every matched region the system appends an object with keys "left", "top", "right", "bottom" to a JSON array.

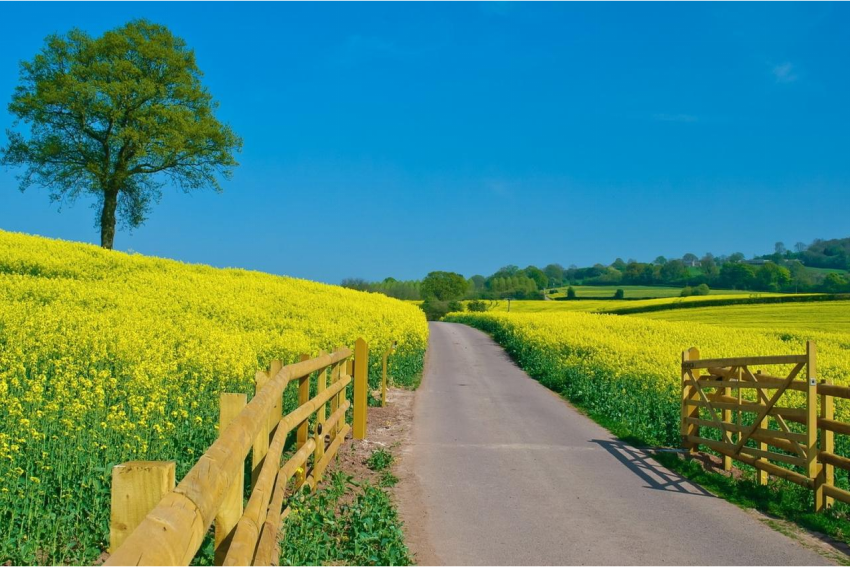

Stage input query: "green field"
[
  {"left": 806, "top": 266, "right": 850, "bottom": 275},
  {"left": 483, "top": 293, "right": 793, "bottom": 314},
  {"left": 633, "top": 300, "right": 850, "bottom": 334},
  {"left": 546, "top": 285, "right": 746, "bottom": 299}
]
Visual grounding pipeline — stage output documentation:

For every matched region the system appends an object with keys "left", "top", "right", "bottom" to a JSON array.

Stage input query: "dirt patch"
[
  {"left": 326, "top": 387, "right": 440, "bottom": 565},
  {"left": 684, "top": 450, "right": 748, "bottom": 481},
  {"left": 330, "top": 388, "right": 415, "bottom": 486}
]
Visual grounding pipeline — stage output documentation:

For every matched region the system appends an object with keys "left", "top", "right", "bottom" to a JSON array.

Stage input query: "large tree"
[{"left": 1, "top": 20, "right": 242, "bottom": 249}]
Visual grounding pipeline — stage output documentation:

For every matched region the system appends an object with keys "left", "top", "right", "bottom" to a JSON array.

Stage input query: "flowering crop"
[
  {"left": 0, "top": 230, "right": 427, "bottom": 564},
  {"left": 445, "top": 310, "right": 848, "bottom": 463}
]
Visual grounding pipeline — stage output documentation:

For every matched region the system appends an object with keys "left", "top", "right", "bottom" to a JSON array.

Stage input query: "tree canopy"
[
  {"left": 421, "top": 271, "right": 469, "bottom": 301},
  {"left": 1, "top": 20, "right": 242, "bottom": 248}
]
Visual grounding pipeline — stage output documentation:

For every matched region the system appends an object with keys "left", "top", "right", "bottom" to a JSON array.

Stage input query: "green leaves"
[
  {"left": 1, "top": 19, "right": 242, "bottom": 247},
  {"left": 365, "top": 448, "right": 394, "bottom": 472},
  {"left": 280, "top": 472, "right": 412, "bottom": 566}
]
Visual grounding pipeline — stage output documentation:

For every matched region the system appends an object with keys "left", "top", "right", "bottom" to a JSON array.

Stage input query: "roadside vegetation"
[
  {"left": 0, "top": 229, "right": 428, "bottom": 565},
  {"left": 280, "top": 470, "right": 411, "bottom": 566}
]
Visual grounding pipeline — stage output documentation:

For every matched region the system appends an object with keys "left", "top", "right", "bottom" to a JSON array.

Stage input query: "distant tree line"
[
  {"left": 340, "top": 237, "right": 850, "bottom": 309},
  {"left": 340, "top": 277, "right": 421, "bottom": 300}
]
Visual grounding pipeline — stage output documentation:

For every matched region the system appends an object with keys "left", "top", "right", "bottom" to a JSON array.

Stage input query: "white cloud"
[{"left": 772, "top": 62, "right": 798, "bottom": 83}]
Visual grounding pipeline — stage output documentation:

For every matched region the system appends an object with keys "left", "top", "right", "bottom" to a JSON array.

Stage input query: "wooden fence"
[
  {"left": 681, "top": 341, "right": 850, "bottom": 511},
  {"left": 106, "top": 338, "right": 372, "bottom": 566}
]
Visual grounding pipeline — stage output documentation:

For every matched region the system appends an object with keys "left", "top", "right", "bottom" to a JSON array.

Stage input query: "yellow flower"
[{"left": 0, "top": 228, "right": 428, "bottom": 559}]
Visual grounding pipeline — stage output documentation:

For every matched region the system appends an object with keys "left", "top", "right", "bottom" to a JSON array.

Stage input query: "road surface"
[{"left": 397, "top": 321, "right": 832, "bottom": 565}]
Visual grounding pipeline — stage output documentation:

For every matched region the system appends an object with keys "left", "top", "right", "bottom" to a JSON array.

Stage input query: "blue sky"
[{"left": 0, "top": 2, "right": 848, "bottom": 283}]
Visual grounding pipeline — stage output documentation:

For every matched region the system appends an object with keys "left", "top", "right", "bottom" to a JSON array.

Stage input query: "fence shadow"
[{"left": 591, "top": 439, "right": 714, "bottom": 497}]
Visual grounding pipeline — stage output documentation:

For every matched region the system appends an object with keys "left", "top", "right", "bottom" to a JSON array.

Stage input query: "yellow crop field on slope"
[{"left": 0, "top": 230, "right": 428, "bottom": 564}]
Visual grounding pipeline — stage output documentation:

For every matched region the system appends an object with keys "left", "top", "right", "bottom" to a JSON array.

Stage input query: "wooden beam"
[
  {"left": 683, "top": 354, "right": 807, "bottom": 370},
  {"left": 822, "top": 483, "right": 850, "bottom": 504},
  {"left": 818, "top": 451, "right": 849, "bottom": 471},
  {"left": 684, "top": 399, "right": 806, "bottom": 419},
  {"left": 684, "top": 417, "right": 807, "bottom": 443},
  {"left": 817, "top": 382, "right": 850, "bottom": 399},
  {"left": 697, "top": 377, "right": 807, "bottom": 392},
  {"left": 739, "top": 446, "right": 806, "bottom": 468},
  {"left": 686, "top": 435, "right": 812, "bottom": 488},
  {"left": 741, "top": 367, "right": 805, "bottom": 457}
]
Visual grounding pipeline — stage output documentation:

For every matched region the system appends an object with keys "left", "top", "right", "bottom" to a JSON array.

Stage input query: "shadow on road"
[{"left": 592, "top": 439, "right": 715, "bottom": 497}]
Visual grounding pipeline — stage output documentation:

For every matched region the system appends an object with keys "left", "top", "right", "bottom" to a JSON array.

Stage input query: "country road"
[{"left": 396, "top": 322, "right": 833, "bottom": 566}]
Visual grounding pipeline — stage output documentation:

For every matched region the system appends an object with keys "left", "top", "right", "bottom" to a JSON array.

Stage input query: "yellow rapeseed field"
[
  {"left": 445, "top": 310, "right": 849, "bottom": 445},
  {"left": 0, "top": 229, "right": 428, "bottom": 564}
]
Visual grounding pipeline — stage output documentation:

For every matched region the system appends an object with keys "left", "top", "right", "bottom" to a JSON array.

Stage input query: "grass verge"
[{"left": 279, "top": 469, "right": 411, "bottom": 566}]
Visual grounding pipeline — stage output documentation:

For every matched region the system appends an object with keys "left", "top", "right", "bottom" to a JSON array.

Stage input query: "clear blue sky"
[{"left": 1, "top": 2, "right": 848, "bottom": 283}]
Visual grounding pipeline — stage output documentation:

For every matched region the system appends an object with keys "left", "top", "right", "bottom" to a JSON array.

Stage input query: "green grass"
[
  {"left": 633, "top": 300, "right": 850, "bottom": 334},
  {"left": 366, "top": 448, "right": 394, "bottom": 472},
  {"left": 479, "top": 293, "right": 794, "bottom": 314},
  {"left": 279, "top": 471, "right": 412, "bottom": 566},
  {"left": 806, "top": 267, "right": 849, "bottom": 275},
  {"left": 545, "top": 285, "right": 745, "bottom": 299}
]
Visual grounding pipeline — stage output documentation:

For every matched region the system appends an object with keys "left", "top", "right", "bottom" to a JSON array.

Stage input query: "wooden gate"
[{"left": 681, "top": 341, "right": 849, "bottom": 511}]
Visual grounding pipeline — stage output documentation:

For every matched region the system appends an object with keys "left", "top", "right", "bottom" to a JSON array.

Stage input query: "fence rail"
[
  {"left": 681, "top": 341, "right": 849, "bottom": 511},
  {"left": 106, "top": 338, "right": 373, "bottom": 566}
]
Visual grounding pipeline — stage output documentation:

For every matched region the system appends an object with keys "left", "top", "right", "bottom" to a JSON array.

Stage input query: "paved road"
[{"left": 397, "top": 322, "right": 831, "bottom": 565}]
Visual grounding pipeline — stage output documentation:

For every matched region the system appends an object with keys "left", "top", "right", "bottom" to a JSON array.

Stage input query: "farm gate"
[{"left": 681, "top": 341, "right": 849, "bottom": 511}]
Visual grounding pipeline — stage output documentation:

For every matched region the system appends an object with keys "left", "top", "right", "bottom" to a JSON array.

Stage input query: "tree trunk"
[{"left": 100, "top": 186, "right": 119, "bottom": 249}]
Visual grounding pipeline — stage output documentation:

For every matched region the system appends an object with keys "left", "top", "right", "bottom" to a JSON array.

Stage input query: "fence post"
[
  {"left": 721, "top": 369, "right": 732, "bottom": 471},
  {"left": 817, "top": 377, "right": 834, "bottom": 511},
  {"left": 215, "top": 393, "right": 247, "bottom": 565},
  {"left": 110, "top": 461, "right": 176, "bottom": 552},
  {"left": 268, "top": 360, "right": 283, "bottom": 437},
  {"left": 341, "top": 349, "right": 351, "bottom": 437},
  {"left": 328, "top": 359, "right": 340, "bottom": 442},
  {"left": 381, "top": 347, "right": 390, "bottom": 407},
  {"left": 252, "top": 370, "right": 271, "bottom": 490},
  {"left": 314, "top": 351, "right": 327, "bottom": 480},
  {"left": 353, "top": 338, "right": 369, "bottom": 439},
  {"left": 755, "top": 371, "right": 768, "bottom": 485},
  {"left": 297, "top": 354, "right": 311, "bottom": 449},
  {"left": 805, "top": 341, "right": 821, "bottom": 511},
  {"left": 681, "top": 347, "right": 700, "bottom": 453}
]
